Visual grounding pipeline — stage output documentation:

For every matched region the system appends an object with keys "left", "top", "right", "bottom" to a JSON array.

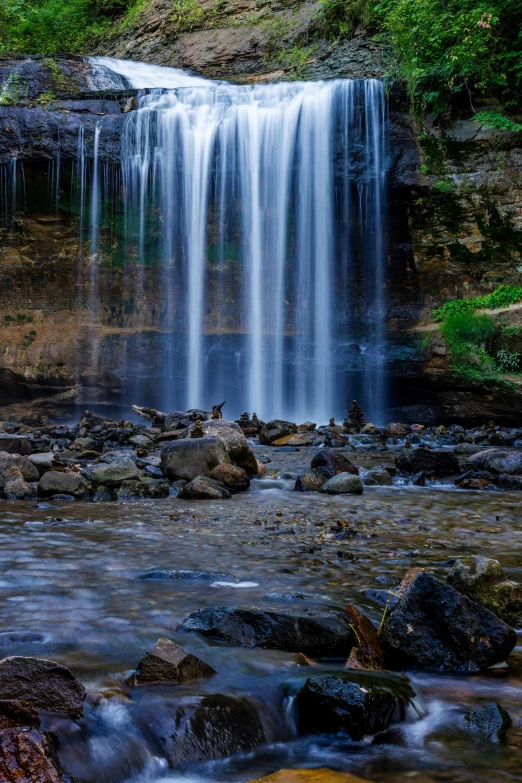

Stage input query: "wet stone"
[
  {"left": 0, "top": 727, "right": 74, "bottom": 783},
  {"left": 461, "top": 702, "right": 512, "bottom": 742},
  {"left": 179, "top": 605, "right": 355, "bottom": 657},
  {"left": 294, "top": 671, "right": 413, "bottom": 739},
  {"left": 0, "top": 657, "right": 86, "bottom": 718},
  {"left": 129, "top": 637, "right": 216, "bottom": 686}
]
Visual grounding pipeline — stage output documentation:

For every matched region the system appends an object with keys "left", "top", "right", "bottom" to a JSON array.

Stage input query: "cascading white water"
[{"left": 88, "top": 58, "right": 388, "bottom": 423}]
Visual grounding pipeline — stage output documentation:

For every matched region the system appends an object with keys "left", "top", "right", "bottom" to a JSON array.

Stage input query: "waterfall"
[{"left": 89, "top": 59, "right": 389, "bottom": 423}]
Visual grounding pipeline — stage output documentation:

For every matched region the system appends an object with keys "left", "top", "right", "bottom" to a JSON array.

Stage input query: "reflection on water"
[{"left": 1, "top": 459, "right": 522, "bottom": 782}]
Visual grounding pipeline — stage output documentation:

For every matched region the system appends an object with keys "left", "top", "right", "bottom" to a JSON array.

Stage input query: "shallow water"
[{"left": 1, "top": 446, "right": 522, "bottom": 783}]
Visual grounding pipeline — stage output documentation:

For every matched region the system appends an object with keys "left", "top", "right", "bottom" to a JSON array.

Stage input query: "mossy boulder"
[{"left": 447, "top": 556, "right": 522, "bottom": 627}]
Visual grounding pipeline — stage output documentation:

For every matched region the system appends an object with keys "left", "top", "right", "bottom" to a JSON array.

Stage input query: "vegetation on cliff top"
[{"left": 2, "top": 0, "right": 521, "bottom": 113}]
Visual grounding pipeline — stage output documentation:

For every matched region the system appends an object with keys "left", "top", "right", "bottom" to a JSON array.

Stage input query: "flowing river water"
[{"left": 1, "top": 445, "right": 521, "bottom": 783}]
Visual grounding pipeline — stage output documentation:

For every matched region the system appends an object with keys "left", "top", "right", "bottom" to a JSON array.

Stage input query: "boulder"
[
  {"left": 447, "top": 556, "right": 522, "bottom": 627},
  {"left": 496, "top": 474, "right": 522, "bottom": 490},
  {"left": 0, "top": 435, "right": 31, "bottom": 455},
  {"left": 380, "top": 571, "right": 517, "bottom": 672},
  {"left": 310, "top": 449, "right": 358, "bottom": 479},
  {"left": 3, "top": 468, "right": 36, "bottom": 500},
  {"left": 200, "top": 420, "right": 258, "bottom": 475},
  {"left": 129, "top": 637, "right": 215, "bottom": 686},
  {"left": 209, "top": 463, "right": 250, "bottom": 492},
  {"left": 249, "top": 770, "right": 373, "bottom": 783},
  {"left": 320, "top": 473, "right": 363, "bottom": 495},
  {"left": 177, "top": 476, "right": 232, "bottom": 499},
  {"left": 0, "top": 657, "right": 86, "bottom": 717},
  {"left": 161, "top": 437, "right": 229, "bottom": 481},
  {"left": 362, "top": 468, "right": 392, "bottom": 486},
  {"left": 460, "top": 702, "right": 512, "bottom": 742},
  {"left": 464, "top": 449, "right": 522, "bottom": 475},
  {"left": 37, "top": 471, "right": 89, "bottom": 499},
  {"left": 395, "top": 447, "right": 459, "bottom": 477},
  {"left": 294, "top": 671, "right": 413, "bottom": 739},
  {"left": 455, "top": 470, "right": 497, "bottom": 490},
  {"left": 27, "top": 452, "right": 55, "bottom": 476},
  {"left": 0, "top": 727, "right": 74, "bottom": 783},
  {"left": 90, "top": 458, "right": 141, "bottom": 487},
  {"left": 116, "top": 480, "right": 170, "bottom": 500},
  {"left": 294, "top": 470, "right": 327, "bottom": 492},
  {"left": 179, "top": 606, "right": 354, "bottom": 657},
  {"left": 259, "top": 420, "right": 297, "bottom": 445},
  {"left": 454, "top": 443, "right": 484, "bottom": 455},
  {"left": 0, "top": 453, "right": 39, "bottom": 483},
  {"left": 143, "top": 693, "right": 267, "bottom": 765}
]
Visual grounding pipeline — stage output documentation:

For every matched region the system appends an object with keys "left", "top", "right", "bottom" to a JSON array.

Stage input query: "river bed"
[{"left": 1, "top": 445, "right": 521, "bottom": 783}]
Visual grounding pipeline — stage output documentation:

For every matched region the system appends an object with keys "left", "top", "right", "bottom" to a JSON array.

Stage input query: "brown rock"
[
  {"left": 384, "top": 423, "right": 410, "bottom": 438},
  {"left": 345, "top": 605, "right": 385, "bottom": 670},
  {"left": 249, "top": 769, "right": 373, "bottom": 783},
  {"left": 209, "top": 463, "right": 250, "bottom": 492},
  {"left": 272, "top": 432, "right": 318, "bottom": 447},
  {"left": 0, "top": 700, "right": 40, "bottom": 730},
  {"left": 0, "top": 727, "right": 73, "bottom": 783},
  {"left": 130, "top": 637, "right": 216, "bottom": 686},
  {"left": 0, "top": 657, "right": 86, "bottom": 718}
]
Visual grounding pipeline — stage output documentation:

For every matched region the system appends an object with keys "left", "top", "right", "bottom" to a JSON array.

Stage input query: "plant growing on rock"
[{"left": 497, "top": 349, "right": 521, "bottom": 373}]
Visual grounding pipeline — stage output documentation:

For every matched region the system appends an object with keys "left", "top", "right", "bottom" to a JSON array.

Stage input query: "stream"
[{"left": 1, "top": 446, "right": 521, "bottom": 783}]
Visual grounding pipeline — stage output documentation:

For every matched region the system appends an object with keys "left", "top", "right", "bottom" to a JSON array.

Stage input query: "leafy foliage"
[
  {"left": 373, "top": 0, "right": 522, "bottom": 112},
  {"left": 171, "top": 0, "right": 205, "bottom": 33},
  {"left": 497, "top": 348, "right": 521, "bottom": 372},
  {"left": 474, "top": 110, "right": 522, "bottom": 133},
  {"left": 0, "top": 0, "right": 137, "bottom": 54},
  {"left": 440, "top": 311, "right": 497, "bottom": 378},
  {"left": 433, "top": 285, "right": 522, "bottom": 322}
]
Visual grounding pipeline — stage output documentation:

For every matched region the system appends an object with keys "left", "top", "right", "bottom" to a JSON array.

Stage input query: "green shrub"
[
  {"left": 440, "top": 311, "right": 497, "bottom": 377},
  {"left": 433, "top": 285, "right": 522, "bottom": 321},
  {"left": 501, "top": 324, "right": 521, "bottom": 338},
  {"left": 474, "top": 110, "right": 522, "bottom": 133},
  {"left": 432, "top": 180, "right": 454, "bottom": 193},
  {"left": 497, "top": 349, "right": 521, "bottom": 372}
]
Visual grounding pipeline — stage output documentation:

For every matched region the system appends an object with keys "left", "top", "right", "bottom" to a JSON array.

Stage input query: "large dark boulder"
[
  {"left": 464, "top": 448, "right": 522, "bottom": 475},
  {"left": 0, "top": 727, "right": 74, "bottom": 783},
  {"left": 259, "top": 420, "right": 297, "bottom": 445},
  {"left": 447, "top": 556, "right": 522, "bottom": 627},
  {"left": 0, "top": 657, "right": 86, "bottom": 718},
  {"left": 395, "top": 447, "right": 459, "bottom": 477},
  {"left": 310, "top": 449, "right": 358, "bottom": 479},
  {"left": 142, "top": 694, "right": 267, "bottom": 764},
  {"left": 161, "top": 437, "right": 229, "bottom": 481},
  {"left": 294, "top": 671, "right": 413, "bottom": 739},
  {"left": 380, "top": 571, "right": 517, "bottom": 672},
  {"left": 179, "top": 606, "right": 354, "bottom": 657},
  {"left": 129, "top": 637, "right": 215, "bottom": 686}
]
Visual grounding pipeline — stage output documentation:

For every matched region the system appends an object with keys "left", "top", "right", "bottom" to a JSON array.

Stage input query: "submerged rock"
[
  {"left": 179, "top": 606, "right": 354, "bottom": 657},
  {"left": 447, "top": 556, "right": 522, "bottom": 627},
  {"left": 294, "top": 671, "right": 413, "bottom": 739},
  {"left": 144, "top": 693, "right": 267, "bottom": 764},
  {"left": 259, "top": 420, "right": 298, "bottom": 445},
  {"left": 362, "top": 468, "right": 392, "bottom": 486},
  {"left": 0, "top": 727, "right": 74, "bottom": 783},
  {"left": 320, "top": 473, "right": 363, "bottom": 495},
  {"left": 380, "top": 571, "right": 517, "bottom": 672},
  {"left": 460, "top": 702, "right": 512, "bottom": 742},
  {"left": 0, "top": 657, "right": 86, "bottom": 717},
  {"left": 161, "top": 437, "right": 229, "bottom": 481},
  {"left": 37, "top": 471, "right": 89, "bottom": 499},
  {"left": 177, "top": 475, "right": 232, "bottom": 499},
  {"left": 140, "top": 569, "right": 233, "bottom": 581},
  {"left": 129, "top": 637, "right": 215, "bottom": 686},
  {"left": 311, "top": 449, "right": 358, "bottom": 479}
]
